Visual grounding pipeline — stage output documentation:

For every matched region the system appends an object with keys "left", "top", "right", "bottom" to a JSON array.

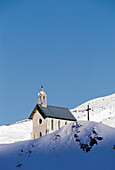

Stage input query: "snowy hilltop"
[
  {"left": 0, "top": 121, "right": 115, "bottom": 170},
  {"left": 0, "top": 119, "right": 32, "bottom": 144},
  {"left": 70, "top": 93, "right": 115, "bottom": 128}
]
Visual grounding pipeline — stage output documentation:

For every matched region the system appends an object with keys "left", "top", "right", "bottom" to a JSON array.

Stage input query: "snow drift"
[
  {"left": 0, "top": 121, "right": 115, "bottom": 170},
  {"left": 0, "top": 119, "right": 32, "bottom": 144}
]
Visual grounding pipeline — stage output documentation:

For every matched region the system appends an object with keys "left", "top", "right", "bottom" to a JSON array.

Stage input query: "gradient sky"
[{"left": 0, "top": 0, "right": 115, "bottom": 125}]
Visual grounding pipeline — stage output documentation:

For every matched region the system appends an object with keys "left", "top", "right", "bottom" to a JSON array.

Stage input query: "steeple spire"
[{"left": 38, "top": 86, "right": 47, "bottom": 107}]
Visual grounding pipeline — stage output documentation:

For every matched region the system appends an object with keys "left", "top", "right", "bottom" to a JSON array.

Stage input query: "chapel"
[{"left": 29, "top": 86, "right": 76, "bottom": 139}]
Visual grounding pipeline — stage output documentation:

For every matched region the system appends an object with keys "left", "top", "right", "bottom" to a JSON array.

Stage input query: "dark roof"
[{"left": 29, "top": 104, "right": 76, "bottom": 121}]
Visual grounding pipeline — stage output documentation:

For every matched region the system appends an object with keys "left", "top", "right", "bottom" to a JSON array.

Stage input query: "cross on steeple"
[{"left": 86, "top": 105, "right": 91, "bottom": 121}]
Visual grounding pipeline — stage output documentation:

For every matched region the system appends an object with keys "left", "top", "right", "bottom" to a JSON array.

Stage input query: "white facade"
[{"left": 32, "top": 110, "right": 72, "bottom": 139}]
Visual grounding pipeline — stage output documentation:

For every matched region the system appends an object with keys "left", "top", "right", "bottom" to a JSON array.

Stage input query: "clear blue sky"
[{"left": 0, "top": 0, "right": 115, "bottom": 125}]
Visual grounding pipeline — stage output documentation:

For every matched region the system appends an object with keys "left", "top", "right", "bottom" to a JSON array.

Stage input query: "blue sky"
[{"left": 0, "top": 0, "right": 115, "bottom": 125}]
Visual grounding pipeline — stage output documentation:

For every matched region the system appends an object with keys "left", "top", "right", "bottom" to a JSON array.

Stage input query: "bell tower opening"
[{"left": 38, "top": 86, "right": 47, "bottom": 107}]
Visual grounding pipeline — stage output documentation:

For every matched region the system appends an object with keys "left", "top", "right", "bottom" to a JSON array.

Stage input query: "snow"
[
  {"left": 70, "top": 93, "right": 115, "bottom": 128},
  {"left": 0, "top": 119, "right": 32, "bottom": 144},
  {"left": 0, "top": 121, "right": 115, "bottom": 170},
  {"left": 38, "top": 91, "right": 45, "bottom": 95},
  {"left": 0, "top": 93, "right": 115, "bottom": 169}
]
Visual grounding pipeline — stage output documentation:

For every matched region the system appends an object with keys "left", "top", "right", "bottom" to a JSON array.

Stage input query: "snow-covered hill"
[
  {"left": 0, "top": 121, "right": 115, "bottom": 170},
  {"left": 0, "top": 94, "right": 115, "bottom": 169},
  {"left": 0, "top": 119, "right": 32, "bottom": 144},
  {"left": 0, "top": 93, "right": 115, "bottom": 145},
  {"left": 70, "top": 93, "right": 115, "bottom": 128}
]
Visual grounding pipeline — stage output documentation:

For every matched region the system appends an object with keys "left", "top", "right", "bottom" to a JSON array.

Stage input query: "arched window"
[
  {"left": 46, "top": 129, "right": 47, "bottom": 134},
  {"left": 51, "top": 119, "right": 54, "bottom": 130},
  {"left": 58, "top": 120, "right": 60, "bottom": 129},
  {"left": 39, "top": 118, "right": 42, "bottom": 124},
  {"left": 43, "top": 96, "right": 45, "bottom": 103},
  {"left": 46, "top": 129, "right": 49, "bottom": 134}
]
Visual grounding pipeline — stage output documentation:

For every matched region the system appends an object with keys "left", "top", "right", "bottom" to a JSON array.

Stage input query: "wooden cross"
[{"left": 86, "top": 105, "right": 91, "bottom": 121}]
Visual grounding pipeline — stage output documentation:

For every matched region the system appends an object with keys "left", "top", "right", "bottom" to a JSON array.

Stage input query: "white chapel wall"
[{"left": 32, "top": 110, "right": 73, "bottom": 139}]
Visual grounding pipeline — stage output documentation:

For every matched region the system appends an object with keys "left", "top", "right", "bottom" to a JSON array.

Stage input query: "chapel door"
[{"left": 39, "top": 132, "right": 42, "bottom": 137}]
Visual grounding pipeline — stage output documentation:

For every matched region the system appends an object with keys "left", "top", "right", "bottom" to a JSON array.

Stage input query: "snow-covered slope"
[
  {"left": 0, "top": 119, "right": 32, "bottom": 144},
  {"left": 0, "top": 121, "right": 115, "bottom": 170},
  {"left": 70, "top": 93, "right": 115, "bottom": 128},
  {"left": 0, "top": 93, "right": 115, "bottom": 145}
]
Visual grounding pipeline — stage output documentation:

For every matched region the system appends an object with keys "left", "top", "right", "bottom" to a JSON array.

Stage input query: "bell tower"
[{"left": 38, "top": 86, "right": 47, "bottom": 108}]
